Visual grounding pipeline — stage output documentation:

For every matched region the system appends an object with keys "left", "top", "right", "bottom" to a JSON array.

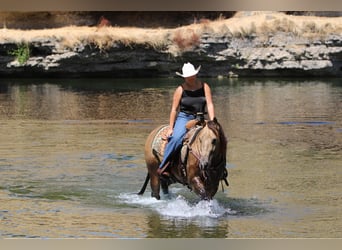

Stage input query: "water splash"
[
  {"left": 118, "top": 192, "right": 236, "bottom": 219},
  {"left": 156, "top": 196, "right": 234, "bottom": 218}
]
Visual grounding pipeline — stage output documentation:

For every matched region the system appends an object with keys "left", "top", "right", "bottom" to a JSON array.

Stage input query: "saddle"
[{"left": 152, "top": 120, "right": 203, "bottom": 178}]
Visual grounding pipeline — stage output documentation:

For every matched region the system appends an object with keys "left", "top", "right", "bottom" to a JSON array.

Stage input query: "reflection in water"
[
  {"left": 119, "top": 193, "right": 232, "bottom": 238},
  {"left": 146, "top": 213, "right": 230, "bottom": 238},
  {"left": 0, "top": 79, "right": 173, "bottom": 122},
  {"left": 0, "top": 77, "right": 341, "bottom": 238}
]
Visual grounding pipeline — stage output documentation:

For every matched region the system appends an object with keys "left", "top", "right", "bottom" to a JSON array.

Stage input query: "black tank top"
[{"left": 180, "top": 84, "right": 206, "bottom": 115}]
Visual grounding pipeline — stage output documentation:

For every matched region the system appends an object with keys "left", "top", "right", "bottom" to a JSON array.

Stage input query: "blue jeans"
[{"left": 159, "top": 112, "right": 195, "bottom": 168}]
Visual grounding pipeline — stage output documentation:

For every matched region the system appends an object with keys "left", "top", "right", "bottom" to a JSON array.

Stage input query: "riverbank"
[{"left": 0, "top": 12, "right": 341, "bottom": 77}]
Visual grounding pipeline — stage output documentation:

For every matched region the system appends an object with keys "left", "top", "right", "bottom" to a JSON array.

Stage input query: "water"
[{"left": 0, "top": 77, "right": 341, "bottom": 238}]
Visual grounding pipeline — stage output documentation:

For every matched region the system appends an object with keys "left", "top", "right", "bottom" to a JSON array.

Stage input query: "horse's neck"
[{"left": 185, "top": 125, "right": 204, "bottom": 146}]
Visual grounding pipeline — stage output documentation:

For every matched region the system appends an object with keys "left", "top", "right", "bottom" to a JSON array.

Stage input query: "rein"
[{"left": 186, "top": 125, "right": 204, "bottom": 163}]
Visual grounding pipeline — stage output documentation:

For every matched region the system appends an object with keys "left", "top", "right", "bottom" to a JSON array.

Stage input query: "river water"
[{"left": 0, "top": 77, "right": 341, "bottom": 238}]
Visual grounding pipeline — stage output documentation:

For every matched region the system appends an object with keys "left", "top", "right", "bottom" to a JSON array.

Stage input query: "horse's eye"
[{"left": 212, "top": 138, "right": 217, "bottom": 145}]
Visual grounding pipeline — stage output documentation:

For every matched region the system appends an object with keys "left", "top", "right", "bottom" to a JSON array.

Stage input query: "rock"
[{"left": 0, "top": 32, "right": 341, "bottom": 77}]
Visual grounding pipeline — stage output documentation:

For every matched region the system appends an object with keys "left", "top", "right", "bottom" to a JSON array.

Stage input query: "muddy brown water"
[{"left": 0, "top": 77, "right": 341, "bottom": 238}]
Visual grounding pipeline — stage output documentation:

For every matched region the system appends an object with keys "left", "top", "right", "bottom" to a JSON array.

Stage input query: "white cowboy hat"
[{"left": 176, "top": 62, "right": 201, "bottom": 78}]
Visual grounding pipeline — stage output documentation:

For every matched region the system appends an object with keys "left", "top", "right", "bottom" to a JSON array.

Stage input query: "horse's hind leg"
[{"left": 150, "top": 173, "right": 161, "bottom": 200}]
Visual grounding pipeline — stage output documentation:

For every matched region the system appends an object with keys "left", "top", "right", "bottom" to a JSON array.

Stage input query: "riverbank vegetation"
[{"left": 1, "top": 12, "right": 341, "bottom": 56}]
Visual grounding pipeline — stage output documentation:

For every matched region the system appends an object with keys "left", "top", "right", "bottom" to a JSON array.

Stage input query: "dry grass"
[
  {"left": 214, "top": 12, "right": 342, "bottom": 39},
  {"left": 0, "top": 12, "right": 341, "bottom": 55},
  {"left": 0, "top": 26, "right": 170, "bottom": 50}
]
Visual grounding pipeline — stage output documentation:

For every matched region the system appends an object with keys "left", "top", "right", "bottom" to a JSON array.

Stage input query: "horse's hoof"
[{"left": 152, "top": 193, "right": 160, "bottom": 200}]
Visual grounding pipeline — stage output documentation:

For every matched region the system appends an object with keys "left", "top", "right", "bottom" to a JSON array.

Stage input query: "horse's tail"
[{"left": 137, "top": 173, "right": 150, "bottom": 195}]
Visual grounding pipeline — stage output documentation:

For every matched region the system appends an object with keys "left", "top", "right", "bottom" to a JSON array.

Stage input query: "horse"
[{"left": 138, "top": 117, "right": 228, "bottom": 200}]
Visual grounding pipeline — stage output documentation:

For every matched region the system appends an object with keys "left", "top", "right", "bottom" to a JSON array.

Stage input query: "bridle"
[
  {"left": 186, "top": 125, "right": 204, "bottom": 164},
  {"left": 185, "top": 121, "right": 228, "bottom": 188}
]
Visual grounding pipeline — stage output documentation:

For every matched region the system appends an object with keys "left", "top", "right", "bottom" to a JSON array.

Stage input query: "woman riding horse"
[
  {"left": 157, "top": 62, "right": 215, "bottom": 176},
  {"left": 140, "top": 116, "right": 228, "bottom": 200},
  {"left": 138, "top": 62, "right": 228, "bottom": 200}
]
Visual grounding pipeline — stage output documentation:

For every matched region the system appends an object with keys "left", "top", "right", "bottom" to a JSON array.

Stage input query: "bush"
[{"left": 9, "top": 43, "right": 30, "bottom": 65}]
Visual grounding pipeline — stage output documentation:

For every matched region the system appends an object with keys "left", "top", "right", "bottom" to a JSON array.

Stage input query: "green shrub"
[{"left": 9, "top": 43, "right": 30, "bottom": 65}]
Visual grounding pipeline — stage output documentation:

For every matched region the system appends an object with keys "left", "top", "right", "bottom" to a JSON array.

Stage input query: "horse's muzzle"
[{"left": 199, "top": 160, "right": 209, "bottom": 170}]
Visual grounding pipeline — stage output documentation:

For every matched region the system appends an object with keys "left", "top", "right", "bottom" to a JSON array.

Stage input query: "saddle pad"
[
  {"left": 151, "top": 125, "right": 170, "bottom": 159},
  {"left": 151, "top": 124, "right": 201, "bottom": 165}
]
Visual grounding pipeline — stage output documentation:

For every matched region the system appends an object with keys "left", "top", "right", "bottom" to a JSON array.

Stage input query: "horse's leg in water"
[
  {"left": 160, "top": 178, "right": 169, "bottom": 195},
  {"left": 150, "top": 172, "right": 161, "bottom": 200},
  {"left": 191, "top": 176, "right": 208, "bottom": 200}
]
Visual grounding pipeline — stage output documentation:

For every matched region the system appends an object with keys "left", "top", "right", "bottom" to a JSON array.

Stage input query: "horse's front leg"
[{"left": 190, "top": 176, "right": 208, "bottom": 200}]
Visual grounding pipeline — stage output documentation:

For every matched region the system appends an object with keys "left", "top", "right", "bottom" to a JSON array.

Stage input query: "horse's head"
[
  {"left": 187, "top": 118, "right": 228, "bottom": 199},
  {"left": 195, "top": 118, "right": 227, "bottom": 170},
  {"left": 196, "top": 124, "right": 218, "bottom": 170}
]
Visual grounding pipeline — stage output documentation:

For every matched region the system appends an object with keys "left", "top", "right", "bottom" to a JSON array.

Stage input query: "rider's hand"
[
  {"left": 162, "top": 127, "right": 173, "bottom": 140},
  {"left": 167, "top": 127, "right": 173, "bottom": 137}
]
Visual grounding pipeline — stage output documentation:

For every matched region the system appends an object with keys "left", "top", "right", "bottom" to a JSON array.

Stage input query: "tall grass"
[
  {"left": 171, "top": 28, "right": 200, "bottom": 54},
  {"left": 1, "top": 12, "right": 341, "bottom": 56}
]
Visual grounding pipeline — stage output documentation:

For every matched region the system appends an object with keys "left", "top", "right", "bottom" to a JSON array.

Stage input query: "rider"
[{"left": 157, "top": 62, "right": 215, "bottom": 175}]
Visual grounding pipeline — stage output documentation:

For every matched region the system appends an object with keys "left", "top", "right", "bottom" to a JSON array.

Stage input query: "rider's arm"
[
  {"left": 204, "top": 83, "right": 215, "bottom": 120},
  {"left": 168, "top": 86, "right": 183, "bottom": 134}
]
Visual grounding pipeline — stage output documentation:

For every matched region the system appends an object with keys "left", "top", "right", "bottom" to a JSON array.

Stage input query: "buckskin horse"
[{"left": 138, "top": 117, "right": 228, "bottom": 200}]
